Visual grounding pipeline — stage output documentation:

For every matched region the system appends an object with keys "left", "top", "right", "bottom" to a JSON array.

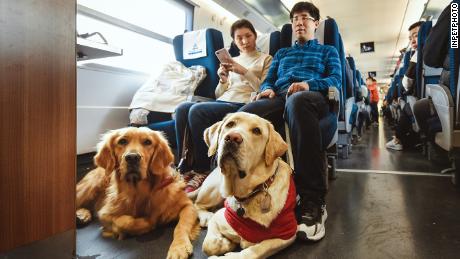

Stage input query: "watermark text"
[{"left": 452, "top": 2, "right": 458, "bottom": 48}]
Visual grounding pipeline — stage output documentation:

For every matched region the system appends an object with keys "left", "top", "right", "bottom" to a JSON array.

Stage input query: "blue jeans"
[
  {"left": 238, "top": 91, "right": 329, "bottom": 201},
  {"left": 370, "top": 102, "right": 379, "bottom": 123},
  {"left": 175, "top": 101, "right": 244, "bottom": 173}
]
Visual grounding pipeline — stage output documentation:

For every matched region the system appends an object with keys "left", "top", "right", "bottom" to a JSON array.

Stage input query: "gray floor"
[
  {"left": 76, "top": 120, "right": 460, "bottom": 259},
  {"left": 337, "top": 122, "right": 450, "bottom": 173}
]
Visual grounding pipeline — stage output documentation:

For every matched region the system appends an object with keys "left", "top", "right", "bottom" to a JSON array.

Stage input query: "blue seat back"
[
  {"left": 173, "top": 29, "right": 224, "bottom": 99},
  {"left": 344, "top": 59, "right": 355, "bottom": 100},
  {"left": 396, "top": 51, "right": 412, "bottom": 99},
  {"left": 346, "top": 56, "right": 361, "bottom": 99},
  {"left": 416, "top": 21, "right": 436, "bottom": 99}
]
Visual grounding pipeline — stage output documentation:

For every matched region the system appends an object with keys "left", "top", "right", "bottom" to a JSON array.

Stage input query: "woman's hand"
[
  {"left": 222, "top": 61, "right": 248, "bottom": 75},
  {"left": 218, "top": 64, "right": 229, "bottom": 83}
]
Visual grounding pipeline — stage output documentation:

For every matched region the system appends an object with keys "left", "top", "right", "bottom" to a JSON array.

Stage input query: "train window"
[
  {"left": 77, "top": 0, "right": 193, "bottom": 74},
  {"left": 77, "top": 14, "right": 175, "bottom": 74},
  {"left": 78, "top": 0, "right": 190, "bottom": 38}
]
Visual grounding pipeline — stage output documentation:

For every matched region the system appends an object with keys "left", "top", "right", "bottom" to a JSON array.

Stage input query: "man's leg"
[
  {"left": 370, "top": 102, "right": 378, "bottom": 123},
  {"left": 413, "top": 98, "right": 439, "bottom": 140},
  {"left": 284, "top": 91, "right": 329, "bottom": 241},
  {"left": 238, "top": 96, "right": 285, "bottom": 134}
]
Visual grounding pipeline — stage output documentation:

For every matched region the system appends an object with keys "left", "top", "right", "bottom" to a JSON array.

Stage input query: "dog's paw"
[
  {"left": 113, "top": 215, "right": 134, "bottom": 231},
  {"left": 209, "top": 252, "right": 243, "bottom": 259},
  {"left": 203, "top": 236, "right": 235, "bottom": 256},
  {"left": 166, "top": 238, "right": 193, "bottom": 259},
  {"left": 221, "top": 252, "right": 244, "bottom": 259},
  {"left": 76, "top": 208, "right": 92, "bottom": 227},
  {"left": 198, "top": 210, "right": 214, "bottom": 227},
  {"left": 101, "top": 229, "right": 125, "bottom": 240}
]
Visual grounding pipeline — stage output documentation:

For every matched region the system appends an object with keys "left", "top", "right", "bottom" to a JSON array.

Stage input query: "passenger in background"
[
  {"left": 366, "top": 77, "right": 379, "bottom": 126},
  {"left": 386, "top": 21, "right": 422, "bottom": 151},
  {"left": 413, "top": 5, "right": 451, "bottom": 142},
  {"left": 175, "top": 19, "right": 273, "bottom": 195},
  {"left": 239, "top": 1, "right": 341, "bottom": 242}
]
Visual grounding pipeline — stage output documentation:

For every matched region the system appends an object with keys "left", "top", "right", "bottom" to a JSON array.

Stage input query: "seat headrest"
[
  {"left": 229, "top": 31, "right": 281, "bottom": 57},
  {"left": 173, "top": 28, "right": 224, "bottom": 99},
  {"left": 315, "top": 20, "right": 326, "bottom": 44},
  {"left": 182, "top": 29, "right": 208, "bottom": 60}
]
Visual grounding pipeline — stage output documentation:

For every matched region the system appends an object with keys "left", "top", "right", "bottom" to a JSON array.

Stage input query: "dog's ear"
[
  {"left": 204, "top": 120, "right": 224, "bottom": 157},
  {"left": 264, "top": 122, "right": 288, "bottom": 166},
  {"left": 94, "top": 130, "right": 118, "bottom": 175},
  {"left": 149, "top": 131, "right": 174, "bottom": 175}
]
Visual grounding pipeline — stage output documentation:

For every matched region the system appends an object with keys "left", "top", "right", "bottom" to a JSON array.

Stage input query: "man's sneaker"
[
  {"left": 185, "top": 173, "right": 207, "bottom": 196},
  {"left": 386, "top": 137, "right": 403, "bottom": 151},
  {"left": 296, "top": 200, "right": 328, "bottom": 241}
]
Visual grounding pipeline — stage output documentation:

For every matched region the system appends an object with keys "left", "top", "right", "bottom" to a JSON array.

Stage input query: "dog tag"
[
  {"left": 236, "top": 206, "right": 245, "bottom": 217},
  {"left": 260, "top": 192, "right": 272, "bottom": 213}
]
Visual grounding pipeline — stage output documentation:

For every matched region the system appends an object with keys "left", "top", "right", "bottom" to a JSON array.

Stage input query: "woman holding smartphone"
[{"left": 175, "top": 19, "right": 273, "bottom": 195}]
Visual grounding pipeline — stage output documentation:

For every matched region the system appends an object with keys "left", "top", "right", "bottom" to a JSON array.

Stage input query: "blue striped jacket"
[{"left": 260, "top": 39, "right": 342, "bottom": 95}]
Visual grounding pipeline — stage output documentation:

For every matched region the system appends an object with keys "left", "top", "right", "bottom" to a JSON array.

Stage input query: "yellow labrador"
[{"left": 201, "top": 112, "right": 297, "bottom": 259}]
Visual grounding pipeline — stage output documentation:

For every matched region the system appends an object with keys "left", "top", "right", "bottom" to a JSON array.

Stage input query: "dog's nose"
[
  {"left": 125, "top": 153, "right": 141, "bottom": 164},
  {"left": 225, "top": 132, "right": 243, "bottom": 144}
]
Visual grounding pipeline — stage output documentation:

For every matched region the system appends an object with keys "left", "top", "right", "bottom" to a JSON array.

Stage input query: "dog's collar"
[
  {"left": 234, "top": 159, "right": 280, "bottom": 203},
  {"left": 156, "top": 175, "right": 174, "bottom": 189}
]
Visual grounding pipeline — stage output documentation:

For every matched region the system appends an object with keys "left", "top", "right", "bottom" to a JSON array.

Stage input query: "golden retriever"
[
  {"left": 200, "top": 112, "right": 297, "bottom": 258},
  {"left": 76, "top": 127, "right": 199, "bottom": 259}
]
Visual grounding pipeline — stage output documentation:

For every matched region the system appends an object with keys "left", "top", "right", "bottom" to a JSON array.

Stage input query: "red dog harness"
[{"left": 224, "top": 176, "right": 297, "bottom": 243}]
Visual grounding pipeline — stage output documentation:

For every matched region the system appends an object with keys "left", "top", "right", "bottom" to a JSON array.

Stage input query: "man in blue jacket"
[{"left": 239, "top": 1, "right": 341, "bottom": 241}]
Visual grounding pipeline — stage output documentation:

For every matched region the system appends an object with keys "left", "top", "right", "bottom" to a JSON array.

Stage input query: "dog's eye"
[
  {"left": 226, "top": 121, "right": 235, "bottom": 128},
  {"left": 252, "top": 127, "right": 262, "bottom": 135},
  {"left": 118, "top": 138, "right": 128, "bottom": 145},
  {"left": 143, "top": 139, "right": 152, "bottom": 145}
]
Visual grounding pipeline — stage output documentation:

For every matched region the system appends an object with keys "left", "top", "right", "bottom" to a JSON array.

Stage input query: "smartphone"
[{"left": 215, "top": 48, "right": 233, "bottom": 64}]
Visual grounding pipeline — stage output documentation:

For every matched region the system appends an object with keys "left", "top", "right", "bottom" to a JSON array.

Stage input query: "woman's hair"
[
  {"left": 290, "top": 1, "right": 320, "bottom": 21},
  {"left": 230, "top": 19, "right": 257, "bottom": 39}
]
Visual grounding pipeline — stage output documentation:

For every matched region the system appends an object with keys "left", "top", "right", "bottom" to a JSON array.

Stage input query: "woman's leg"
[
  {"left": 175, "top": 102, "right": 196, "bottom": 161},
  {"left": 188, "top": 101, "right": 244, "bottom": 173}
]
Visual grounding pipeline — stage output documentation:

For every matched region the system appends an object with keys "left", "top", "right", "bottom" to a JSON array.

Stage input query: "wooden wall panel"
[{"left": 0, "top": 0, "right": 76, "bottom": 252}]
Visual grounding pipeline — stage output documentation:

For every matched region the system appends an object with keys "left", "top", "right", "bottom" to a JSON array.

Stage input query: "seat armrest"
[
  {"left": 328, "top": 87, "right": 340, "bottom": 115},
  {"left": 427, "top": 84, "right": 454, "bottom": 107},
  {"left": 427, "top": 83, "right": 454, "bottom": 151}
]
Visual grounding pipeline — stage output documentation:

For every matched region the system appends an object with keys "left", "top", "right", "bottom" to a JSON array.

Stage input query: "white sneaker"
[
  {"left": 386, "top": 138, "right": 403, "bottom": 151},
  {"left": 297, "top": 203, "right": 328, "bottom": 242}
]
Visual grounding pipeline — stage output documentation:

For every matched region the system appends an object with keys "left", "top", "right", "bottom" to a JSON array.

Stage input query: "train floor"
[{"left": 76, "top": 118, "right": 460, "bottom": 259}]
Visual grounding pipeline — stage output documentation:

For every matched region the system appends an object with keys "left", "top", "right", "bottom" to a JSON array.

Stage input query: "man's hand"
[
  {"left": 287, "top": 82, "right": 309, "bottom": 96},
  {"left": 256, "top": 89, "right": 275, "bottom": 100}
]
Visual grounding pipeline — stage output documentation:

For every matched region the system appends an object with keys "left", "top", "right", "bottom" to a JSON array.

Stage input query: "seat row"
[{"left": 145, "top": 18, "right": 367, "bottom": 177}]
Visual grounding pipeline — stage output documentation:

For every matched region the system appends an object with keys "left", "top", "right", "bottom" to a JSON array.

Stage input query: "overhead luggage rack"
[{"left": 77, "top": 37, "right": 123, "bottom": 61}]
